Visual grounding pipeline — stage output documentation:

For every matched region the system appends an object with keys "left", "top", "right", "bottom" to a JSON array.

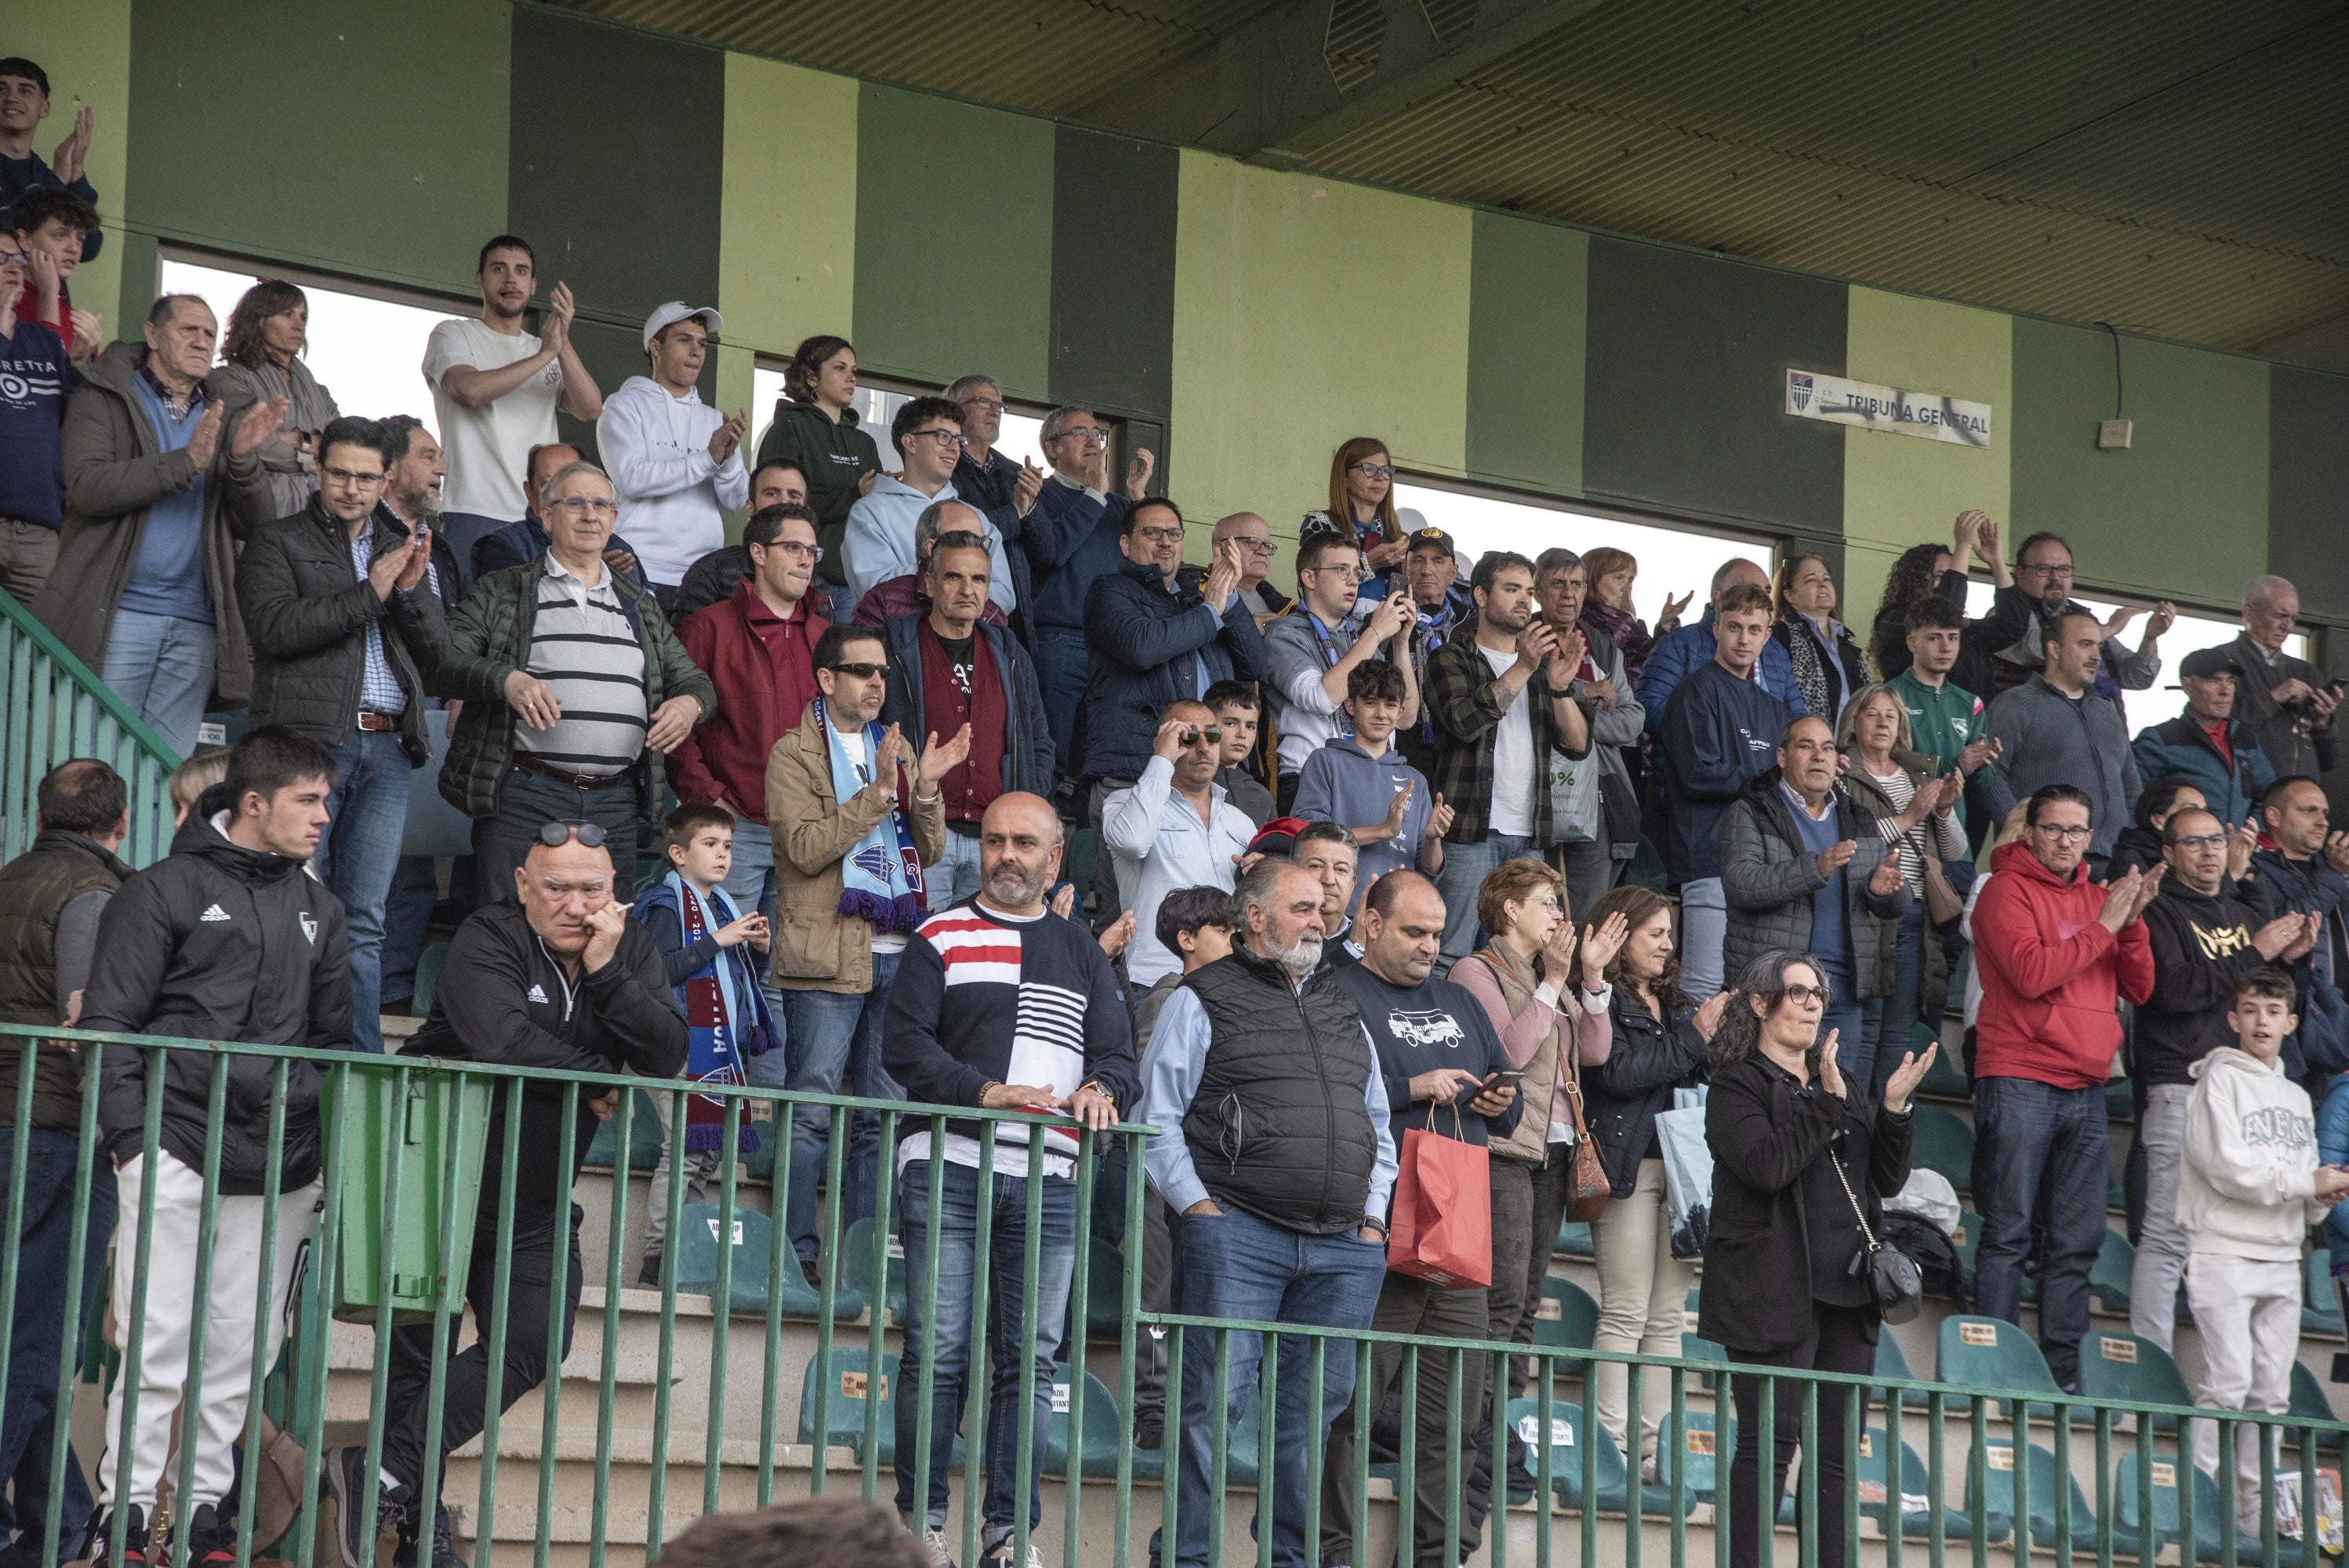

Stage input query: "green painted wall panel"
[
  {"left": 1465, "top": 212, "right": 1587, "bottom": 499},
  {"left": 126, "top": 0, "right": 507, "bottom": 297},
  {"left": 1049, "top": 126, "right": 1178, "bottom": 422},
  {"left": 1171, "top": 150, "right": 1471, "bottom": 561},
  {"left": 2269, "top": 365, "right": 2349, "bottom": 633},
  {"left": 2010, "top": 318, "right": 2267, "bottom": 610},
  {"left": 719, "top": 52, "right": 856, "bottom": 368},
  {"left": 852, "top": 84, "right": 1053, "bottom": 401},
  {"left": 1582, "top": 237, "right": 1846, "bottom": 544},
  {"left": 15, "top": 0, "right": 133, "bottom": 330},
  {"left": 1840, "top": 288, "right": 2013, "bottom": 647}
]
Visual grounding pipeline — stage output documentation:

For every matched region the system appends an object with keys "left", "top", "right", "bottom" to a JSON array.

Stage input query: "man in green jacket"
[{"left": 430, "top": 459, "right": 717, "bottom": 901}]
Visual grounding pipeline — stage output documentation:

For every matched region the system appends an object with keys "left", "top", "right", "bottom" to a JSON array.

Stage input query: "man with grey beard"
[{"left": 1139, "top": 857, "right": 1396, "bottom": 1568}]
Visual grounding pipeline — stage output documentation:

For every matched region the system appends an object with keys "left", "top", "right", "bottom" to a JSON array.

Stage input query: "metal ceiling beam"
[{"left": 1077, "top": 0, "right": 1607, "bottom": 166}]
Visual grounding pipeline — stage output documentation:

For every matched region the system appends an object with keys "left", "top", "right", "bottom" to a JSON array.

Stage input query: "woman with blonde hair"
[
  {"left": 213, "top": 279, "right": 340, "bottom": 516},
  {"left": 1301, "top": 436, "right": 1427, "bottom": 601}
]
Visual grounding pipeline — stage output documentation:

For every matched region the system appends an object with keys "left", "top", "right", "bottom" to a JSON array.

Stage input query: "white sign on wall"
[{"left": 1785, "top": 370, "right": 1993, "bottom": 448}]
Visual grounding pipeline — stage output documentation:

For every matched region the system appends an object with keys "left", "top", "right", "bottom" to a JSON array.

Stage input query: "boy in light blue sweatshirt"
[{"left": 1292, "top": 659, "right": 1452, "bottom": 913}]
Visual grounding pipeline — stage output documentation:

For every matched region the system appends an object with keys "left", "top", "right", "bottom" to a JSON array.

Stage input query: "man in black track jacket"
[{"left": 75, "top": 728, "right": 352, "bottom": 1566}]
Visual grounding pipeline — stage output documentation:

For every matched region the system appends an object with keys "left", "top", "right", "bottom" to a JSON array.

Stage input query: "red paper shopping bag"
[{"left": 1385, "top": 1119, "right": 1493, "bottom": 1287}]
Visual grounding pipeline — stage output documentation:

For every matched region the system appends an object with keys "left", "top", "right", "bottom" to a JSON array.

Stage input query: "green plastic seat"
[
  {"left": 1935, "top": 1315, "right": 2064, "bottom": 1420},
  {"left": 2076, "top": 1330, "right": 2191, "bottom": 1432},
  {"left": 1872, "top": 1326, "right": 1968, "bottom": 1414},
  {"left": 795, "top": 1348, "right": 968, "bottom": 1471},
  {"left": 1950, "top": 1208, "right": 1985, "bottom": 1285},
  {"left": 582, "top": 1087, "right": 665, "bottom": 1171},
  {"left": 676, "top": 1203, "right": 865, "bottom": 1321},
  {"left": 840, "top": 1216, "right": 906, "bottom": 1325},
  {"left": 2127, "top": 1450, "right": 2311, "bottom": 1566},
  {"left": 2111, "top": 1449, "right": 2189, "bottom": 1559},
  {"left": 1909, "top": 1105, "right": 1973, "bottom": 1193},
  {"left": 2089, "top": 1227, "right": 2135, "bottom": 1313},
  {"left": 1681, "top": 1286, "right": 1726, "bottom": 1388},
  {"left": 411, "top": 941, "right": 450, "bottom": 1016},
  {"left": 1854, "top": 1425, "right": 1984, "bottom": 1541},
  {"left": 1657, "top": 1408, "right": 1722, "bottom": 1507},
  {"left": 1916, "top": 1041, "right": 1970, "bottom": 1102},
  {"left": 1084, "top": 1241, "right": 1134, "bottom": 1341},
  {"left": 1967, "top": 1437, "right": 2097, "bottom": 1548},
  {"left": 1533, "top": 1276, "right": 1599, "bottom": 1351},
  {"left": 1556, "top": 1218, "right": 1595, "bottom": 1257},
  {"left": 2304, "top": 1250, "right": 2342, "bottom": 1335},
  {"left": 1509, "top": 1398, "right": 1689, "bottom": 1516},
  {"left": 1042, "top": 1364, "right": 1162, "bottom": 1480},
  {"left": 2286, "top": 1362, "right": 2346, "bottom": 1455}
]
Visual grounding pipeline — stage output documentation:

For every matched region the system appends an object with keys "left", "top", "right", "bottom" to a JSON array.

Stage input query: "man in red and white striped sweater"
[{"left": 881, "top": 790, "right": 1137, "bottom": 1565}]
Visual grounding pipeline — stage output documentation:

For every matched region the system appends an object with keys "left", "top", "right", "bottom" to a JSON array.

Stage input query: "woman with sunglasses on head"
[
  {"left": 1701, "top": 950, "right": 1936, "bottom": 1568},
  {"left": 1302, "top": 436, "right": 1427, "bottom": 604}
]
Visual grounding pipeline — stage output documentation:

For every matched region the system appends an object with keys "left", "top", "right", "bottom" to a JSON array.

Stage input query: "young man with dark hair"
[
  {"left": 1263, "top": 528, "right": 1417, "bottom": 812},
  {"left": 0, "top": 60, "right": 96, "bottom": 262},
  {"left": 1293, "top": 658, "right": 1448, "bottom": 905},
  {"left": 237, "top": 415, "right": 448, "bottom": 1051},
  {"left": 1890, "top": 597, "right": 1995, "bottom": 830},
  {"left": 1970, "top": 781, "right": 2158, "bottom": 1390},
  {"left": 9, "top": 186, "right": 95, "bottom": 363},
  {"left": 655, "top": 1496, "right": 932, "bottom": 1568},
  {"left": 597, "top": 303, "right": 749, "bottom": 606},
  {"left": 423, "top": 234, "right": 603, "bottom": 575},
  {"left": 75, "top": 728, "right": 351, "bottom": 1566},
  {"left": 877, "top": 528, "right": 1054, "bottom": 906},
  {"left": 844, "top": 397, "right": 1014, "bottom": 619},
  {"left": 1425, "top": 550, "right": 1592, "bottom": 966},
  {"left": 1203, "top": 678, "right": 1274, "bottom": 826},
  {"left": 0, "top": 220, "right": 73, "bottom": 601},
  {"left": 0, "top": 759, "right": 128, "bottom": 1560}
]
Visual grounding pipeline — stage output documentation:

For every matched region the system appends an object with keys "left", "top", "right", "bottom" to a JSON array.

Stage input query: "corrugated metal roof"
[{"left": 538, "top": 0, "right": 2349, "bottom": 356}]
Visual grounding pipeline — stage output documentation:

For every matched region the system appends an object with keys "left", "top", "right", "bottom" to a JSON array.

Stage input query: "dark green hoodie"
[{"left": 753, "top": 398, "right": 882, "bottom": 584}]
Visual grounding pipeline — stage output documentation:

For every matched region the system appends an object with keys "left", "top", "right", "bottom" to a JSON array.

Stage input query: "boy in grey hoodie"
[
  {"left": 1292, "top": 660, "right": 1453, "bottom": 913},
  {"left": 2179, "top": 965, "right": 2349, "bottom": 1527}
]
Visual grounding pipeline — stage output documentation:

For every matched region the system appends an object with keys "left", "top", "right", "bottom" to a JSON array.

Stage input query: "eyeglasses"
[
  {"left": 757, "top": 539, "right": 824, "bottom": 563},
  {"left": 536, "top": 821, "right": 608, "bottom": 848},
  {"left": 321, "top": 464, "right": 385, "bottom": 487},
  {"left": 1178, "top": 727, "right": 1224, "bottom": 749},
  {"left": 2169, "top": 832, "right": 2228, "bottom": 851},
  {"left": 2031, "top": 823, "right": 2093, "bottom": 842},
  {"left": 549, "top": 496, "right": 619, "bottom": 520},
  {"left": 1052, "top": 428, "right": 1109, "bottom": 448},
  {"left": 1305, "top": 561, "right": 1368, "bottom": 581},
  {"left": 1229, "top": 537, "right": 1275, "bottom": 557},
  {"left": 2018, "top": 558, "right": 2073, "bottom": 579},
  {"left": 909, "top": 429, "right": 968, "bottom": 450},
  {"left": 959, "top": 397, "right": 1004, "bottom": 414},
  {"left": 1352, "top": 462, "right": 1396, "bottom": 481},
  {"left": 1137, "top": 525, "right": 1185, "bottom": 545},
  {"left": 827, "top": 661, "right": 888, "bottom": 680},
  {"left": 1778, "top": 983, "right": 1827, "bottom": 1006},
  {"left": 0, "top": 251, "right": 24, "bottom": 271}
]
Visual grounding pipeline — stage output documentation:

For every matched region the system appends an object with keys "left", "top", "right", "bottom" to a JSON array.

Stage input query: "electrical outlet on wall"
[{"left": 2097, "top": 419, "right": 2133, "bottom": 449}]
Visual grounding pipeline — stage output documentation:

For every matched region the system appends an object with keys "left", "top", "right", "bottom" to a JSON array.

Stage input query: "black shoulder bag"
[{"left": 1830, "top": 1138, "right": 1923, "bottom": 1324}]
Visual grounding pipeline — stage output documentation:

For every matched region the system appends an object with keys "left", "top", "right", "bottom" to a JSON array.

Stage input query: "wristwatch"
[{"left": 1358, "top": 1215, "right": 1390, "bottom": 1241}]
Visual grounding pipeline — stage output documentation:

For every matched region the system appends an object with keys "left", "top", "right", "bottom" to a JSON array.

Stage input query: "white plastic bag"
[
  {"left": 1886, "top": 1169, "right": 1962, "bottom": 1236},
  {"left": 1656, "top": 1087, "right": 1712, "bottom": 1261}
]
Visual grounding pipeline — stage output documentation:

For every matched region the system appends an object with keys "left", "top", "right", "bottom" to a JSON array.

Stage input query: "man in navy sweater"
[
  {"left": 1658, "top": 581, "right": 1789, "bottom": 998},
  {"left": 881, "top": 790, "right": 1138, "bottom": 1565}
]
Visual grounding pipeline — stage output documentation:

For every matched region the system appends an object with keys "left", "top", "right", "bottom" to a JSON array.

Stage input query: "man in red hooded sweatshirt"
[{"left": 1972, "top": 780, "right": 2158, "bottom": 1391}]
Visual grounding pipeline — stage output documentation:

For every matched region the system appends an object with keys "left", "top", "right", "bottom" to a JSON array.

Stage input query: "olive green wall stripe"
[
  {"left": 1581, "top": 236, "right": 1847, "bottom": 553},
  {"left": 20, "top": 0, "right": 133, "bottom": 332},
  {"left": 1048, "top": 126, "right": 1178, "bottom": 423},
  {"left": 2267, "top": 366, "right": 2349, "bottom": 637},
  {"left": 1465, "top": 211, "right": 1588, "bottom": 501},
  {"left": 718, "top": 53, "right": 858, "bottom": 369},
  {"left": 2009, "top": 317, "right": 2267, "bottom": 612},
  {"left": 851, "top": 83, "right": 1054, "bottom": 403}
]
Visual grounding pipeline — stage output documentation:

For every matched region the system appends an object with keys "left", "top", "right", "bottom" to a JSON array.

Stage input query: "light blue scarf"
[{"left": 816, "top": 695, "right": 928, "bottom": 934}]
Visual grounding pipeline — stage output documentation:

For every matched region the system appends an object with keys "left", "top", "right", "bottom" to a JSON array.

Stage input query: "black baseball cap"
[
  {"left": 2180, "top": 648, "right": 2243, "bottom": 681},
  {"left": 1405, "top": 526, "right": 1457, "bottom": 558}
]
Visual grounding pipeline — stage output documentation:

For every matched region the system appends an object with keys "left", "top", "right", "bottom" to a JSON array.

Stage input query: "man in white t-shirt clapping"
[
  {"left": 423, "top": 234, "right": 604, "bottom": 588},
  {"left": 1424, "top": 550, "right": 1592, "bottom": 967}
]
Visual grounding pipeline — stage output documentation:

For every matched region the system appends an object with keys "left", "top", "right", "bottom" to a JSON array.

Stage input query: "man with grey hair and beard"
[
  {"left": 2229, "top": 572, "right": 2343, "bottom": 782},
  {"left": 1140, "top": 856, "right": 1396, "bottom": 1568}
]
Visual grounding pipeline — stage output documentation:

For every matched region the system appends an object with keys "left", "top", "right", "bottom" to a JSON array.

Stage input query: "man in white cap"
[{"left": 595, "top": 301, "right": 750, "bottom": 613}]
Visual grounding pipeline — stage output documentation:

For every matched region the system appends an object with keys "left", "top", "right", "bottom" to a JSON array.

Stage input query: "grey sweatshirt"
[
  {"left": 1291, "top": 735, "right": 1435, "bottom": 910},
  {"left": 1980, "top": 675, "right": 2142, "bottom": 859}
]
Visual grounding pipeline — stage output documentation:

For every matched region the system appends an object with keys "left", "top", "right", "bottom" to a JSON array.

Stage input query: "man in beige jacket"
[{"left": 765, "top": 620, "right": 965, "bottom": 1291}]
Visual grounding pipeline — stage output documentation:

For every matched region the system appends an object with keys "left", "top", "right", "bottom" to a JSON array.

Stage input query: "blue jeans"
[
  {"left": 893, "top": 1157, "right": 1078, "bottom": 1546},
  {"left": 781, "top": 951, "right": 903, "bottom": 1264},
  {"left": 1154, "top": 1209, "right": 1388, "bottom": 1568},
  {"left": 1435, "top": 833, "right": 1534, "bottom": 967},
  {"left": 0, "top": 1130, "right": 116, "bottom": 1559},
  {"left": 473, "top": 767, "right": 640, "bottom": 907},
  {"left": 313, "top": 730, "right": 412, "bottom": 1052},
  {"left": 925, "top": 829, "right": 985, "bottom": 909},
  {"left": 1679, "top": 877, "right": 1728, "bottom": 998},
  {"left": 1032, "top": 627, "right": 1088, "bottom": 782},
  {"left": 438, "top": 512, "right": 516, "bottom": 597},
  {"left": 1869, "top": 904, "right": 1930, "bottom": 1093},
  {"left": 379, "top": 856, "right": 439, "bottom": 1004},
  {"left": 1815, "top": 953, "right": 1870, "bottom": 1083},
  {"left": 720, "top": 826, "right": 790, "bottom": 1090},
  {"left": 1972, "top": 1076, "right": 2110, "bottom": 1388},
  {"left": 99, "top": 609, "right": 215, "bottom": 761}
]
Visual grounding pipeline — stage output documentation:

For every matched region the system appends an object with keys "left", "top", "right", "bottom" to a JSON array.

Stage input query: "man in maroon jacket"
[
  {"left": 849, "top": 497, "right": 1008, "bottom": 632},
  {"left": 670, "top": 500, "right": 828, "bottom": 1068}
]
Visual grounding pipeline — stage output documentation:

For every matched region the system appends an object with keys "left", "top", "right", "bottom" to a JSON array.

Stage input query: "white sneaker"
[
  {"left": 917, "top": 1525, "right": 957, "bottom": 1567},
  {"left": 982, "top": 1544, "right": 1044, "bottom": 1567}
]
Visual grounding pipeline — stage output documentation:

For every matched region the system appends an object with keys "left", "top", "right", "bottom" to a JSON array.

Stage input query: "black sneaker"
[
  {"left": 321, "top": 1446, "right": 412, "bottom": 1568},
  {"left": 67, "top": 1505, "right": 147, "bottom": 1568},
  {"left": 801, "top": 1257, "right": 826, "bottom": 1293},
  {"left": 176, "top": 1503, "right": 238, "bottom": 1566},
  {"left": 636, "top": 1251, "right": 664, "bottom": 1289},
  {"left": 394, "top": 1503, "right": 470, "bottom": 1568}
]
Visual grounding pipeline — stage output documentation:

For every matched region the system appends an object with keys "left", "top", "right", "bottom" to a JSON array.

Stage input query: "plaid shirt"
[{"left": 1425, "top": 631, "right": 1571, "bottom": 845}]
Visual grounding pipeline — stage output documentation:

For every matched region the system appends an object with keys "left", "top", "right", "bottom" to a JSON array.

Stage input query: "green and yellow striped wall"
[{"left": 25, "top": 0, "right": 2348, "bottom": 637}]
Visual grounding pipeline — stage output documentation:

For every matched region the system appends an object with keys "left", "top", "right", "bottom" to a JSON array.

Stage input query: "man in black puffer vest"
[
  {"left": 73, "top": 728, "right": 352, "bottom": 1567},
  {"left": 1139, "top": 857, "right": 1396, "bottom": 1568}
]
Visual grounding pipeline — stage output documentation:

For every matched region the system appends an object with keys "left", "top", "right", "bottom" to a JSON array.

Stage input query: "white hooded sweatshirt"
[
  {"left": 2177, "top": 1046, "right": 2329, "bottom": 1261},
  {"left": 595, "top": 374, "right": 750, "bottom": 587}
]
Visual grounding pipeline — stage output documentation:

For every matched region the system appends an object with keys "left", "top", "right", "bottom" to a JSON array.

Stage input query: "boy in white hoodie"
[
  {"left": 597, "top": 303, "right": 750, "bottom": 595},
  {"left": 2179, "top": 965, "right": 2349, "bottom": 1525}
]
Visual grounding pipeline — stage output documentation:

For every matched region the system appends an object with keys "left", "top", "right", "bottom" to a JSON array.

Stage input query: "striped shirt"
[
  {"left": 1861, "top": 763, "right": 1968, "bottom": 891},
  {"left": 518, "top": 555, "right": 648, "bottom": 775}
]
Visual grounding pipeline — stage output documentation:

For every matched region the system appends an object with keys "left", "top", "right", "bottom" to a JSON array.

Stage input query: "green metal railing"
[
  {"left": 0, "top": 585, "right": 183, "bottom": 867},
  {"left": 1, "top": 1022, "right": 2343, "bottom": 1568}
]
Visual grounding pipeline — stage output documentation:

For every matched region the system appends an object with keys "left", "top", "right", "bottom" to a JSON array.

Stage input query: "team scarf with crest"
[
  {"left": 632, "top": 873, "right": 778, "bottom": 1152},
  {"left": 815, "top": 695, "right": 928, "bottom": 935}
]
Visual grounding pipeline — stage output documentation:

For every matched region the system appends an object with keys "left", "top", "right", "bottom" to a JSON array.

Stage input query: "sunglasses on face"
[
  {"left": 1179, "top": 727, "right": 1224, "bottom": 749},
  {"left": 828, "top": 661, "right": 888, "bottom": 680},
  {"left": 537, "top": 821, "right": 608, "bottom": 848}
]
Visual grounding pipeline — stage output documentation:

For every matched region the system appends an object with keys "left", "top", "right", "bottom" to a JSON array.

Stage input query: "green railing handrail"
[{"left": 0, "top": 583, "right": 183, "bottom": 769}]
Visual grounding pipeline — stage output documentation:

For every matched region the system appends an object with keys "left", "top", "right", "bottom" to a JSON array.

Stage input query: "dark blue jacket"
[
  {"left": 951, "top": 446, "right": 1034, "bottom": 625},
  {"left": 1079, "top": 558, "right": 1269, "bottom": 782},
  {"left": 1023, "top": 479, "right": 1131, "bottom": 633},
  {"left": 1657, "top": 659, "right": 1790, "bottom": 884},
  {"left": 2244, "top": 846, "right": 2349, "bottom": 1079},
  {"left": 2130, "top": 714, "right": 2275, "bottom": 828},
  {"left": 1637, "top": 604, "right": 1806, "bottom": 736}
]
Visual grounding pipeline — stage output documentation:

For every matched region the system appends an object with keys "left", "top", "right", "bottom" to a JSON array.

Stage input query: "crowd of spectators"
[{"left": 3, "top": 45, "right": 2349, "bottom": 1568}]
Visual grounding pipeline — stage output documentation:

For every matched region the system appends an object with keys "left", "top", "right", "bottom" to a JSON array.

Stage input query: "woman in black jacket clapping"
[{"left": 1700, "top": 949, "right": 1938, "bottom": 1568}]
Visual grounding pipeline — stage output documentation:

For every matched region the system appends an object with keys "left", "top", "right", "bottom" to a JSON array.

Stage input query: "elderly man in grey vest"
[{"left": 1138, "top": 856, "right": 1396, "bottom": 1568}]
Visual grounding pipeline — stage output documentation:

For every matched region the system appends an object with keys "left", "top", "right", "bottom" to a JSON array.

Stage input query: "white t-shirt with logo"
[
  {"left": 423, "top": 318, "right": 565, "bottom": 520},
  {"left": 1479, "top": 642, "right": 1537, "bottom": 837}
]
